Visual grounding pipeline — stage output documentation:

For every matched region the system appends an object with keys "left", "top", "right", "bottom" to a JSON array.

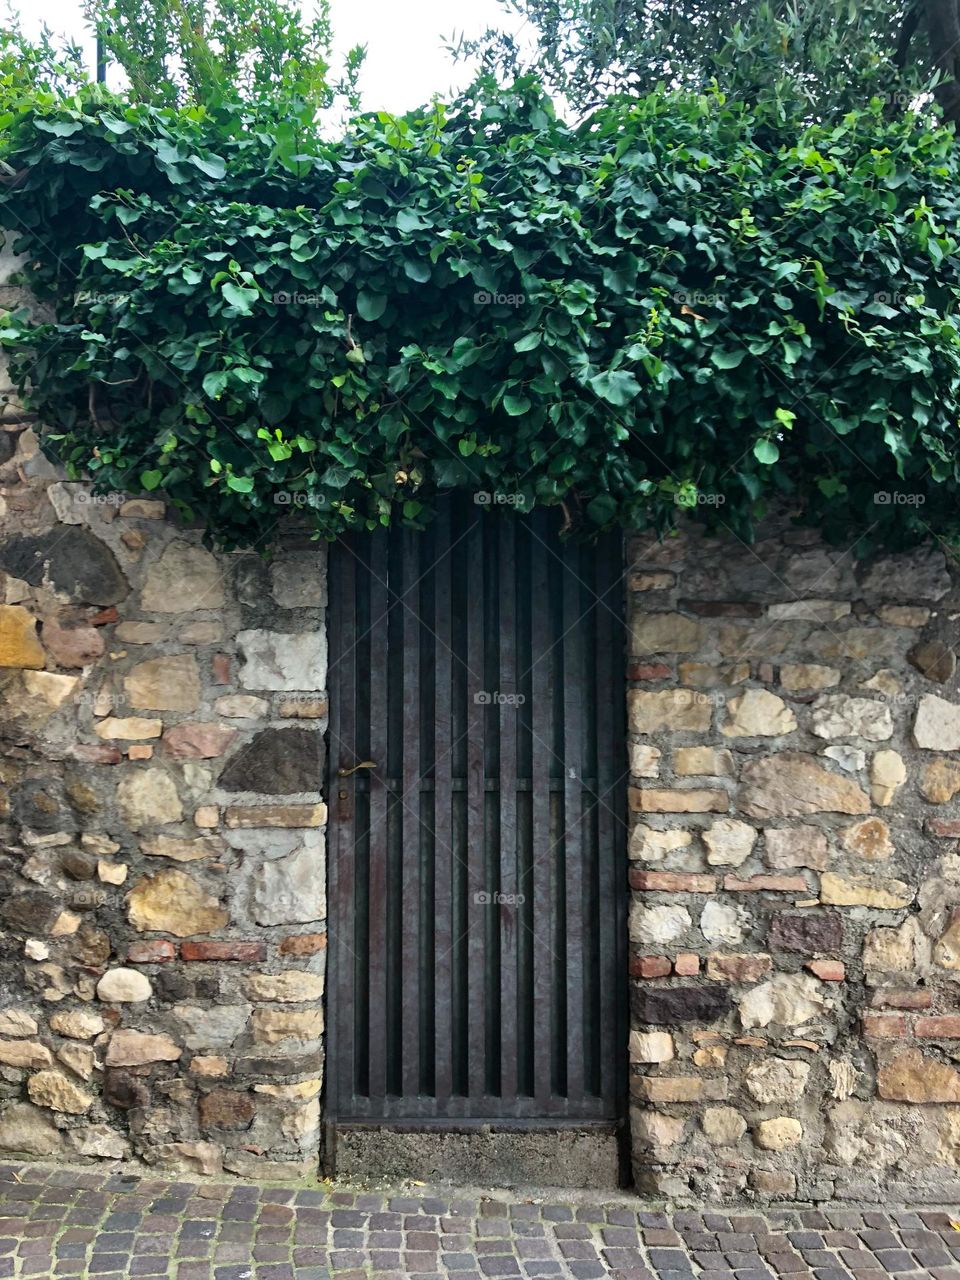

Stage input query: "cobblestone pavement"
[{"left": 0, "top": 1162, "right": 958, "bottom": 1279}]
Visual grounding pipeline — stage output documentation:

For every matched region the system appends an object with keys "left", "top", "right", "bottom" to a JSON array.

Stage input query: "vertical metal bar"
[
  {"left": 433, "top": 507, "right": 454, "bottom": 1109},
  {"left": 366, "top": 533, "right": 389, "bottom": 1106},
  {"left": 401, "top": 530, "right": 422, "bottom": 1098},
  {"left": 530, "top": 515, "right": 552, "bottom": 1108},
  {"left": 498, "top": 515, "right": 518, "bottom": 1104},
  {"left": 325, "top": 539, "right": 343, "bottom": 1147},
  {"left": 333, "top": 542, "right": 357, "bottom": 1109},
  {"left": 465, "top": 510, "right": 487, "bottom": 1103},
  {"left": 594, "top": 534, "right": 619, "bottom": 1108},
  {"left": 562, "top": 536, "right": 584, "bottom": 1105}
]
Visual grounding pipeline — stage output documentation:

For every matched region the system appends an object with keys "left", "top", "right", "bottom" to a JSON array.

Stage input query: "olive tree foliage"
[
  {"left": 82, "top": 0, "right": 364, "bottom": 111},
  {"left": 455, "top": 0, "right": 960, "bottom": 122}
]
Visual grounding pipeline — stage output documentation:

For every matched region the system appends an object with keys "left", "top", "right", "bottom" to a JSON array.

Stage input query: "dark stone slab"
[{"left": 0, "top": 528, "right": 129, "bottom": 605}]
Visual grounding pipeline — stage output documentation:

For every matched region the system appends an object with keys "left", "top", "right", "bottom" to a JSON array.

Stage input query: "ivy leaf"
[
  {"left": 503, "top": 394, "right": 531, "bottom": 416},
  {"left": 99, "top": 113, "right": 131, "bottom": 135},
  {"left": 226, "top": 474, "right": 255, "bottom": 492},
  {"left": 514, "top": 331, "right": 542, "bottom": 352},
  {"left": 396, "top": 209, "right": 428, "bottom": 233},
  {"left": 753, "top": 438, "right": 780, "bottom": 464},
  {"left": 140, "top": 469, "right": 163, "bottom": 490},
  {"left": 221, "top": 282, "right": 259, "bottom": 314},
  {"left": 189, "top": 153, "right": 227, "bottom": 180},
  {"left": 357, "top": 291, "right": 387, "bottom": 321},
  {"left": 588, "top": 370, "right": 641, "bottom": 407},
  {"left": 711, "top": 348, "right": 747, "bottom": 369},
  {"left": 202, "top": 371, "right": 229, "bottom": 398}
]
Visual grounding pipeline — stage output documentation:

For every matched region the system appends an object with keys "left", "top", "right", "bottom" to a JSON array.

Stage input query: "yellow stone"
[
  {"left": 252, "top": 1009, "right": 324, "bottom": 1044},
  {"left": 628, "top": 689, "right": 712, "bottom": 733},
  {"left": 243, "top": 972, "right": 324, "bottom": 1003},
  {"left": 821, "top": 872, "right": 913, "bottom": 909},
  {"left": 94, "top": 717, "right": 162, "bottom": 741},
  {"left": 0, "top": 605, "right": 44, "bottom": 669},
  {"left": 673, "top": 747, "right": 735, "bottom": 777},
  {"left": 127, "top": 869, "right": 228, "bottom": 937},
  {"left": 254, "top": 1079, "right": 322, "bottom": 1100},
  {"left": 921, "top": 759, "right": 960, "bottom": 805}
]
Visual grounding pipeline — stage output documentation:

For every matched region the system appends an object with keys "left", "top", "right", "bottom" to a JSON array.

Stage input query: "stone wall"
[
  {"left": 0, "top": 363, "right": 329, "bottom": 1174},
  {"left": 626, "top": 523, "right": 960, "bottom": 1203},
  {"left": 3, "top": 259, "right": 960, "bottom": 1198}
]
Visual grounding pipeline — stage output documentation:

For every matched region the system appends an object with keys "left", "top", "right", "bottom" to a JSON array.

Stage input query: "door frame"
[{"left": 322, "top": 508, "right": 629, "bottom": 1177}]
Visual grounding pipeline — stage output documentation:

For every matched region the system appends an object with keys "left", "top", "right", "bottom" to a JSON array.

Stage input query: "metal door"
[{"left": 326, "top": 500, "right": 626, "bottom": 1136}]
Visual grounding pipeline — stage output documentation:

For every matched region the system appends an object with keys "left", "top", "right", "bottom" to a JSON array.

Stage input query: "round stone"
[{"left": 96, "top": 968, "right": 152, "bottom": 1003}]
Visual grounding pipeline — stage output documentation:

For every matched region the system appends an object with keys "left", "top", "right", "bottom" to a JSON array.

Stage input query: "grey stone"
[
  {"left": 10, "top": 777, "right": 75, "bottom": 832},
  {"left": 252, "top": 844, "right": 325, "bottom": 925},
  {"left": 141, "top": 542, "right": 225, "bottom": 613},
  {"left": 270, "top": 551, "right": 326, "bottom": 607},
  {"left": 237, "top": 629, "right": 326, "bottom": 690},
  {"left": 172, "top": 1003, "right": 251, "bottom": 1051},
  {"left": 634, "top": 986, "right": 731, "bottom": 1025},
  {"left": 0, "top": 1101, "right": 64, "bottom": 1156},
  {"left": 860, "top": 547, "right": 951, "bottom": 601},
  {"left": 908, "top": 639, "right": 957, "bottom": 684},
  {"left": 0, "top": 527, "right": 129, "bottom": 604},
  {"left": 218, "top": 727, "right": 324, "bottom": 793},
  {"left": 0, "top": 885, "right": 61, "bottom": 936}
]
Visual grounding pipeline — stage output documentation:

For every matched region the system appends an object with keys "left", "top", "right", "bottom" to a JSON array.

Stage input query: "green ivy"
[{"left": 1, "top": 77, "right": 959, "bottom": 548}]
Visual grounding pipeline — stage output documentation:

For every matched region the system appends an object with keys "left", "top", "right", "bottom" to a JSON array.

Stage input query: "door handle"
[{"left": 337, "top": 760, "right": 377, "bottom": 777}]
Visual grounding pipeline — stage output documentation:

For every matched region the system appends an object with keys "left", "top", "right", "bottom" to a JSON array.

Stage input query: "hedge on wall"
[{"left": 1, "top": 77, "right": 959, "bottom": 549}]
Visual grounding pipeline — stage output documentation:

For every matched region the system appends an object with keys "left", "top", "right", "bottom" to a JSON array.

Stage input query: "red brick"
[
  {"left": 181, "top": 941, "right": 266, "bottom": 962},
  {"left": 627, "top": 662, "right": 672, "bottom": 681},
  {"left": 127, "top": 941, "right": 175, "bottom": 964},
  {"left": 89, "top": 607, "right": 119, "bottom": 626},
  {"left": 278, "top": 932, "right": 327, "bottom": 957},
  {"left": 723, "top": 874, "right": 807, "bottom": 892},
  {"left": 674, "top": 952, "right": 700, "bottom": 976},
  {"left": 630, "top": 870, "right": 716, "bottom": 894},
  {"left": 870, "top": 988, "right": 932, "bottom": 1010},
  {"left": 630, "top": 954, "right": 671, "bottom": 979},
  {"left": 915, "top": 1016, "right": 960, "bottom": 1038},
  {"left": 924, "top": 819, "right": 960, "bottom": 838},
  {"left": 705, "top": 953, "right": 772, "bottom": 983},
  {"left": 212, "top": 654, "right": 231, "bottom": 684},
  {"left": 862, "top": 1013, "right": 909, "bottom": 1038},
  {"left": 806, "top": 958, "right": 845, "bottom": 982}
]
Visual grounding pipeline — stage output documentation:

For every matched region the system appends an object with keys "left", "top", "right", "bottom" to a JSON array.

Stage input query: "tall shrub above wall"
[
  {"left": 625, "top": 519, "right": 960, "bottom": 1204},
  {"left": 0, "top": 317, "right": 331, "bottom": 1174}
]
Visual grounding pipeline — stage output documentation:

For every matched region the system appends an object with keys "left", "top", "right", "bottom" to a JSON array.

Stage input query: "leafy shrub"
[{"left": 1, "top": 77, "right": 959, "bottom": 548}]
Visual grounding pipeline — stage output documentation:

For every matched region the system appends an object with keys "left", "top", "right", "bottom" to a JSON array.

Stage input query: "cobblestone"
[{"left": 0, "top": 1164, "right": 956, "bottom": 1278}]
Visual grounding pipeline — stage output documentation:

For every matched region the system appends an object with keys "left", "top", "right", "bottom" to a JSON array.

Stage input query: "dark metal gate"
[{"left": 326, "top": 500, "right": 626, "bottom": 1138}]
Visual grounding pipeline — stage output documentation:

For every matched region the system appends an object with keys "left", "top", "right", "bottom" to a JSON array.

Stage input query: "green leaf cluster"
[{"left": 1, "top": 77, "right": 960, "bottom": 549}]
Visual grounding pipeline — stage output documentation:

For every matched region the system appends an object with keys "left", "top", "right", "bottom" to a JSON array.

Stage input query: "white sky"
[{"left": 19, "top": 0, "right": 529, "bottom": 113}]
